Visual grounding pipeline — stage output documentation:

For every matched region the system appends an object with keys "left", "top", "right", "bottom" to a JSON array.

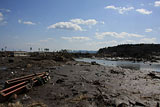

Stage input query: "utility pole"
[
  {"left": 30, "top": 47, "right": 32, "bottom": 52},
  {"left": 5, "top": 46, "right": 7, "bottom": 51}
]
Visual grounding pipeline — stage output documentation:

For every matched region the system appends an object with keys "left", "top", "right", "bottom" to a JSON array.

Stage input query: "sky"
[{"left": 0, "top": 0, "right": 160, "bottom": 51}]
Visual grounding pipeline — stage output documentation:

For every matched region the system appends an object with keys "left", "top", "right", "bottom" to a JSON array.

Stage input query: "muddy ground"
[{"left": 0, "top": 57, "right": 160, "bottom": 107}]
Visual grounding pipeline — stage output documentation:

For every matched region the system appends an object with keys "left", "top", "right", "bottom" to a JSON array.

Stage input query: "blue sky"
[{"left": 0, "top": 0, "right": 160, "bottom": 51}]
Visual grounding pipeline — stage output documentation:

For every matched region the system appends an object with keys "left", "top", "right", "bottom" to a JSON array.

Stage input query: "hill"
[{"left": 98, "top": 44, "right": 160, "bottom": 59}]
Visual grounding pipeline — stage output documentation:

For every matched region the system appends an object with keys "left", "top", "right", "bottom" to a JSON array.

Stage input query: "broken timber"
[{"left": 0, "top": 72, "right": 50, "bottom": 102}]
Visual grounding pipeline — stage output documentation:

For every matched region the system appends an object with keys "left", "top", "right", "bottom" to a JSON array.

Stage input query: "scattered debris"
[
  {"left": 22, "top": 94, "right": 31, "bottom": 101},
  {"left": 0, "top": 72, "right": 50, "bottom": 102},
  {"left": 95, "top": 73, "right": 101, "bottom": 77},
  {"left": 91, "top": 61, "right": 99, "bottom": 65},
  {"left": 0, "top": 55, "right": 160, "bottom": 106},
  {"left": 8, "top": 101, "right": 23, "bottom": 107},
  {"left": 54, "top": 73, "right": 68, "bottom": 77},
  {"left": 27, "top": 102, "right": 47, "bottom": 107},
  {"left": 56, "top": 78, "right": 65, "bottom": 84},
  {"left": 135, "top": 101, "right": 146, "bottom": 106},
  {"left": 8, "top": 59, "right": 14, "bottom": 63},
  {"left": 27, "top": 64, "right": 32, "bottom": 68},
  {"left": 148, "top": 72, "right": 160, "bottom": 79},
  {"left": 68, "top": 94, "right": 88, "bottom": 103},
  {"left": 92, "top": 80, "right": 101, "bottom": 85}
]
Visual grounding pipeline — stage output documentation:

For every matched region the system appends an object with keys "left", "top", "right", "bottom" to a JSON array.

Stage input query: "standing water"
[{"left": 75, "top": 58, "right": 160, "bottom": 72}]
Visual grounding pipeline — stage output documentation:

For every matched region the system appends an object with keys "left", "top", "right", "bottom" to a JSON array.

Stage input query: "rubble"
[
  {"left": 91, "top": 61, "right": 99, "bottom": 65},
  {"left": 0, "top": 56, "right": 160, "bottom": 106},
  {"left": 0, "top": 72, "right": 50, "bottom": 102},
  {"left": 27, "top": 102, "right": 47, "bottom": 107},
  {"left": 22, "top": 94, "right": 31, "bottom": 101},
  {"left": 56, "top": 78, "right": 65, "bottom": 84},
  {"left": 148, "top": 72, "right": 160, "bottom": 79}
]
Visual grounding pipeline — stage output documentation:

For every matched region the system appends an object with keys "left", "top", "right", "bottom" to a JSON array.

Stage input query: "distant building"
[
  {"left": 10, "top": 51, "right": 29, "bottom": 57},
  {"left": 0, "top": 51, "right": 29, "bottom": 57}
]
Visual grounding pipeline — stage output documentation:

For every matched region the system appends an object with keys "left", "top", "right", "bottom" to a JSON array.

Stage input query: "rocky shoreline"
[{"left": 0, "top": 56, "right": 160, "bottom": 107}]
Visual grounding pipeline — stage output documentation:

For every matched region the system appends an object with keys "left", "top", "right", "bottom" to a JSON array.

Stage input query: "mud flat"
[{"left": 0, "top": 57, "right": 160, "bottom": 107}]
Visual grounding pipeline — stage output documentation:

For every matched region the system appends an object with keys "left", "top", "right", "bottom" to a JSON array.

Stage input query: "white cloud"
[
  {"left": 91, "top": 41, "right": 117, "bottom": 45},
  {"left": 0, "top": 9, "right": 10, "bottom": 25},
  {"left": 0, "top": 12, "right": 7, "bottom": 25},
  {"left": 39, "top": 40, "right": 48, "bottom": 42},
  {"left": 155, "top": 1, "right": 160, "bottom": 7},
  {"left": 18, "top": 19, "right": 36, "bottom": 25},
  {"left": 140, "top": 38, "right": 156, "bottom": 43},
  {"left": 136, "top": 9, "right": 152, "bottom": 15},
  {"left": 95, "top": 32, "right": 119, "bottom": 39},
  {"left": 48, "top": 18, "right": 101, "bottom": 31},
  {"left": 121, "top": 40, "right": 136, "bottom": 44},
  {"left": 87, "top": 41, "right": 118, "bottom": 49},
  {"left": 23, "top": 21, "right": 36, "bottom": 25},
  {"left": 95, "top": 32, "right": 143, "bottom": 39},
  {"left": 70, "top": 19, "right": 98, "bottom": 26},
  {"left": 88, "top": 38, "right": 157, "bottom": 49},
  {"left": 39, "top": 38, "right": 53, "bottom": 42},
  {"left": 0, "top": 12, "right": 4, "bottom": 22},
  {"left": 26, "top": 42, "right": 40, "bottom": 46},
  {"left": 105, "top": 5, "right": 134, "bottom": 14},
  {"left": 61, "top": 36, "right": 90, "bottom": 42},
  {"left": 145, "top": 28, "right": 153, "bottom": 32},
  {"left": 105, "top": 5, "right": 116, "bottom": 9},
  {"left": 100, "top": 21, "right": 105, "bottom": 24},
  {"left": 48, "top": 22, "right": 83, "bottom": 31},
  {"left": 0, "top": 9, "right": 11, "bottom": 12},
  {"left": 18, "top": 19, "right": 22, "bottom": 23},
  {"left": 96, "top": 29, "right": 99, "bottom": 32}
]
